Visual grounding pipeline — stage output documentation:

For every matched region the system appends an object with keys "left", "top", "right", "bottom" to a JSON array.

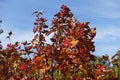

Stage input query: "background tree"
[{"left": 111, "top": 50, "right": 120, "bottom": 80}]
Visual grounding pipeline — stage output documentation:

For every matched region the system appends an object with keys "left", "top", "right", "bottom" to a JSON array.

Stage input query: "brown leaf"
[
  {"left": 50, "top": 38, "right": 56, "bottom": 42},
  {"left": 90, "top": 28, "right": 96, "bottom": 34},
  {"left": 20, "top": 50, "right": 27, "bottom": 54},
  {"left": 32, "top": 40, "right": 38, "bottom": 45},
  {"left": 83, "top": 22, "right": 89, "bottom": 25},
  {"left": 0, "top": 65, "right": 3, "bottom": 69},
  {"left": 42, "top": 30, "right": 48, "bottom": 34},
  {"left": 21, "top": 41, "right": 27, "bottom": 45},
  {"left": 8, "top": 31, "right": 12, "bottom": 36},
  {"left": 43, "top": 25, "right": 48, "bottom": 28},
  {"left": 14, "top": 42, "right": 20, "bottom": 47},
  {"left": 47, "top": 29, "right": 56, "bottom": 35},
  {"left": 103, "top": 54, "right": 109, "bottom": 61},
  {"left": 39, "top": 66, "right": 50, "bottom": 74},
  {"left": 34, "top": 34, "right": 38, "bottom": 39},
  {"left": 13, "top": 61, "right": 17, "bottom": 67}
]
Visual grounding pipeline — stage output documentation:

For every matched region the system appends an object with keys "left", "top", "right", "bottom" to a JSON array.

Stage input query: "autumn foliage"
[{"left": 0, "top": 5, "right": 119, "bottom": 80}]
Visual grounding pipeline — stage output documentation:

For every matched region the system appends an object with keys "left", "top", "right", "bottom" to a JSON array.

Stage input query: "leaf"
[
  {"left": 0, "top": 65, "right": 3, "bottom": 69},
  {"left": 83, "top": 22, "right": 89, "bottom": 26},
  {"left": 43, "top": 25, "right": 48, "bottom": 28},
  {"left": 90, "top": 28, "right": 96, "bottom": 34},
  {"left": 47, "top": 29, "right": 56, "bottom": 35},
  {"left": 25, "top": 46, "right": 32, "bottom": 51},
  {"left": 20, "top": 50, "right": 27, "bottom": 54},
  {"left": 42, "top": 30, "right": 48, "bottom": 34},
  {"left": 97, "top": 75, "right": 102, "bottom": 80},
  {"left": 13, "top": 61, "right": 17, "bottom": 67},
  {"left": 34, "top": 34, "right": 38, "bottom": 39},
  {"left": 50, "top": 38, "right": 56, "bottom": 42},
  {"left": 14, "top": 41, "right": 20, "bottom": 47},
  {"left": 58, "top": 23, "right": 67, "bottom": 26},
  {"left": 39, "top": 66, "right": 50, "bottom": 74},
  {"left": 47, "top": 61, "right": 51, "bottom": 65},
  {"left": 103, "top": 54, "right": 109, "bottom": 61},
  {"left": 21, "top": 40, "right": 27, "bottom": 45},
  {"left": 70, "top": 37, "right": 78, "bottom": 46},
  {"left": 32, "top": 40, "right": 39, "bottom": 45},
  {"left": 59, "top": 55, "right": 65, "bottom": 59},
  {"left": 61, "top": 39, "right": 70, "bottom": 47},
  {"left": 35, "top": 56, "right": 43, "bottom": 61},
  {"left": 8, "top": 31, "right": 12, "bottom": 36}
]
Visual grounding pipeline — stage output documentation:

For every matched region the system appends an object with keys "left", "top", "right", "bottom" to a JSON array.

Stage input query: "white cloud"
[
  {"left": 94, "top": 26, "right": 120, "bottom": 42},
  {"left": 12, "top": 31, "right": 34, "bottom": 42},
  {"left": 94, "top": 44, "right": 120, "bottom": 58},
  {"left": 92, "top": 0, "right": 120, "bottom": 19},
  {"left": 94, "top": 26, "right": 120, "bottom": 57},
  {"left": 72, "top": 0, "right": 120, "bottom": 19}
]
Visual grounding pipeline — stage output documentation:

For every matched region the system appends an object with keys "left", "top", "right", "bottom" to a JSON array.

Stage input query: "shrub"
[{"left": 0, "top": 5, "right": 118, "bottom": 80}]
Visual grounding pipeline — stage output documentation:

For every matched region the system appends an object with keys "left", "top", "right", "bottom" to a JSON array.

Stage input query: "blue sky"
[{"left": 0, "top": 0, "right": 120, "bottom": 57}]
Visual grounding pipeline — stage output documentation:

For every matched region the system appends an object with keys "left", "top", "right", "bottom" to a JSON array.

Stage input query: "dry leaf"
[
  {"left": 0, "top": 65, "right": 3, "bottom": 69},
  {"left": 20, "top": 50, "right": 27, "bottom": 54},
  {"left": 8, "top": 31, "right": 12, "bottom": 36},
  {"left": 90, "top": 28, "right": 96, "bottom": 34},
  {"left": 13, "top": 62, "right": 17, "bottom": 67},
  {"left": 39, "top": 66, "right": 50, "bottom": 74}
]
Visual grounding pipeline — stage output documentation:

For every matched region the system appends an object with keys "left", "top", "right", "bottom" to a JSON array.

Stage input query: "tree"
[
  {"left": 31, "top": 4, "right": 97, "bottom": 79},
  {"left": 0, "top": 5, "right": 117, "bottom": 80},
  {"left": 111, "top": 50, "right": 120, "bottom": 79}
]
